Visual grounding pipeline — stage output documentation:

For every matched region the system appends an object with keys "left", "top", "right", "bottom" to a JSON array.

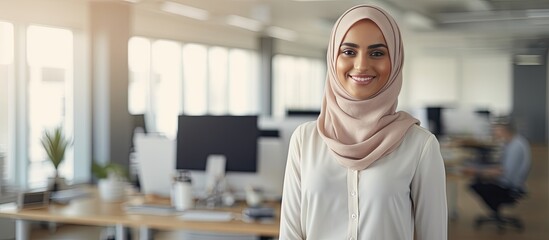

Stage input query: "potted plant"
[
  {"left": 40, "top": 126, "right": 71, "bottom": 192},
  {"left": 92, "top": 161, "right": 128, "bottom": 202}
]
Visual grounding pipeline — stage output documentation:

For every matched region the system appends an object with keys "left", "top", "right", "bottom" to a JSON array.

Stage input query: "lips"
[{"left": 349, "top": 74, "right": 375, "bottom": 84}]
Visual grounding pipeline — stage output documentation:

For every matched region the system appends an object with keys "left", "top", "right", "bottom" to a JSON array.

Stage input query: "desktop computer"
[
  {"left": 134, "top": 115, "right": 287, "bottom": 202},
  {"left": 132, "top": 116, "right": 282, "bottom": 239}
]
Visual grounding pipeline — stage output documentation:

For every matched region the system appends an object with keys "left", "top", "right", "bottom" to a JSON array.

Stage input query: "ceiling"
[{"left": 128, "top": 0, "right": 549, "bottom": 54}]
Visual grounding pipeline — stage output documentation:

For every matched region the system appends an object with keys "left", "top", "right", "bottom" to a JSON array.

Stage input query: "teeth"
[{"left": 351, "top": 76, "right": 374, "bottom": 82}]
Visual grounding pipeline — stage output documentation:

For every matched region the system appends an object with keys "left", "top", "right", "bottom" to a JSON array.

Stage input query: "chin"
[{"left": 352, "top": 94, "right": 372, "bottom": 100}]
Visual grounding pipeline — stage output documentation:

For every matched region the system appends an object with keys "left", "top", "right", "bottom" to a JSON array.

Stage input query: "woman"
[{"left": 279, "top": 5, "right": 447, "bottom": 240}]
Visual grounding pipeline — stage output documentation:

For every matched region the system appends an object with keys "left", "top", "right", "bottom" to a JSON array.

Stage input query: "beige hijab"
[{"left": 317, "top": 5, "right": 419, "bottom": 170}]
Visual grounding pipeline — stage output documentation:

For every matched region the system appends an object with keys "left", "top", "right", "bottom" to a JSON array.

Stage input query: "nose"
[{"left": 354, "top": 54, "right": 368, "bottom": 71}]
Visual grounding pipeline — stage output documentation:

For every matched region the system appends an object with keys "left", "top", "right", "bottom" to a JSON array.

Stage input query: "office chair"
[{"left": 473, "top": 188, "right": 526, "bottom": 233}]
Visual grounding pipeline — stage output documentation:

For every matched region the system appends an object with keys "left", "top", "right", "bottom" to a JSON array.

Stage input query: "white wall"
[
  {"left": 401, "top": 51, "right": 512, "bottom": 116},
  {"left": 407, "top": 56, "right": 460, "bottom": 107},
  {"left": 461, "top": 54, "right": 512, "bottom": 114}
]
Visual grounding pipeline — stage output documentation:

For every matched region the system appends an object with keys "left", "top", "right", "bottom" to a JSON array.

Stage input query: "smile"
[{"left": 349, "top": 74, "right": 375, "bottom": 84}]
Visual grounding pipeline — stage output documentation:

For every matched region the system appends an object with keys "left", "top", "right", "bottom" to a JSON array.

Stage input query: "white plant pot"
[
  {"left": 47, "top": 176, "right": 67, "bottom": 191},
  {"left": 98, "top": 178, "right": 126, "bottom": 202}
]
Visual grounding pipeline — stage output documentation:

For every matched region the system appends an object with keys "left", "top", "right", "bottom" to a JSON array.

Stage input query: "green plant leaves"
[
  {"left": 40, "top": 126, "right": 71, "bottom": 170},
  {"left": 91, "top": 161, "right": 129, "bottom": 180}
]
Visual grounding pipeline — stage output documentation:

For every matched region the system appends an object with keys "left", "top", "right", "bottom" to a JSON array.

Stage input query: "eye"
[
  {"left": 340, "top": 48, "right": 356, "bottom": 56},
  {"left": 370, "top": 50, "right": 385, "bottom": 57}
]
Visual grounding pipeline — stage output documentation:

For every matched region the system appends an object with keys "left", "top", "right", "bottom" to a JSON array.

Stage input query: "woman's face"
[{"left": 336, "top": 19, "right": 391, "bottom": 100}]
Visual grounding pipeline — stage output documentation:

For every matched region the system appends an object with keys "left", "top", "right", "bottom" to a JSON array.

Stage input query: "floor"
[
  {"left": 27, "top": 145, "right": 549, "bottom": 240},
  {"left": 446, "top": 144, "right": 549, "bottom": 240}
]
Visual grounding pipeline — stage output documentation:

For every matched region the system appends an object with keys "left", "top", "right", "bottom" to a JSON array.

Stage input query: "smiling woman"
[
  {"left": 336, "top": 19, "right": 391, "bottom": 100},
  {"left": 279, "top": 4, "right": 447, "bottom": 240}
]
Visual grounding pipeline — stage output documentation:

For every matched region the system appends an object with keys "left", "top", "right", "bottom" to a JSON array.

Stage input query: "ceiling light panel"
[
  {"left": 266, "top": 26, "right": 297, "bottom": 41},
  {"left": 161, "top": 1, "right": 209, "bottom": 21},
  {"left": 226, "top": 15, "right": 263, "bottom": 32}
]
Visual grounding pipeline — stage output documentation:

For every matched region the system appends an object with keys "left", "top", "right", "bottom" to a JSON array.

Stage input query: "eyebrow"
[{"left": 340, "top": 42, "right": 388, "bottom": 49}]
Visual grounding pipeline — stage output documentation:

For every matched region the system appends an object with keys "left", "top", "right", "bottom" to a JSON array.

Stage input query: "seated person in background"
[{"left": 463, "top": 118, "right": 531, "bottom": 219}]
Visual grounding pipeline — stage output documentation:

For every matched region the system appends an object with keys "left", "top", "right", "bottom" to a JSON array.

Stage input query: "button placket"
[{"left": 347, "top": 169, "right": 359, "bottom": 240}]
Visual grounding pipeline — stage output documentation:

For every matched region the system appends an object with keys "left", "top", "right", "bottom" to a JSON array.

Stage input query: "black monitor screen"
[
  {"left": 132, "top": 114, "right": 148, "bottom": 134},
  {"left": 426, "top": 107, "right": 444, "bottom": 137},
  {"left": 176, "top": 115, "right": 259, "bottom": 172}
]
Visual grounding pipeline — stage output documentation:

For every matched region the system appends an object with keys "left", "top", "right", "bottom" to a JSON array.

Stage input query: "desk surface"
[{"left": 0, "top": 188, "right": 280, "bottom": 237}]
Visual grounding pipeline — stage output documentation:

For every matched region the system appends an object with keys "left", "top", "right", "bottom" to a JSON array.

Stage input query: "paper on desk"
[
  {"left": 178, "top": 210, "right": 234, "bottom": 222},
  {"left": 50, "top": 188, "right": 91, "bottom": 204},
  {"left": 124, "top": 203, "right": 178, "bottom": 216}
]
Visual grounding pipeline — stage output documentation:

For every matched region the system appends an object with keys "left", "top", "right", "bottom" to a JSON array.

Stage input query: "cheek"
[
  {"left": 336, "top": 57, "right": 352, "bottom": 80},
  {"left": 374, "top": 60, "right": 392, "bottom": 86},
  {"left": 378, "top": 60, "right": 391, "bottom": 77}
]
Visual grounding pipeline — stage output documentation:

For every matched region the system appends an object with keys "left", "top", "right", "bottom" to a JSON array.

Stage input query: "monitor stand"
[
  {"left": 199, "top": 176, "right": 227, "bottom": 208},
  {"left": 199, "top": 155, "right": 227, "bottom": 208}
]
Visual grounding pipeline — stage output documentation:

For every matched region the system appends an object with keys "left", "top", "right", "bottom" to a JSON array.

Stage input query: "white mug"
[{"left": 172, "top": 181, "right": 193, "bottom": 211}]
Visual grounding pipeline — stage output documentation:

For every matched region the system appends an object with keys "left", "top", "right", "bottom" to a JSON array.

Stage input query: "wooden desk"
[{"left": 0, "top": 189, "right": 280, "bottom": 240}]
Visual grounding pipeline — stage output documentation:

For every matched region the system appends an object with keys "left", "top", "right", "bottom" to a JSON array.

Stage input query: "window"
[
  {"left": 128, "top": 37, "right": 151, "bottom": 116},
  {"left": 273, "top": 55, "right": 325, "bottom": 117},
  {"left": 180, "top": 44, "right": 259, "bottom": 116},
  {"left": 208, "top": 47, "right": 229, "bottom": 115},
  {"left": 26, "top": 25, "right": 74, "bottom": 188},
  {"left": 182, "top": 44, "right": 208, "bottom": 116},
  {"left": 0, "top": 21, "right": 13, "bottom": 182},
  {"left": 128, "top": 37, "right": 261, "bottom": 139},
  {"left": 151, "top": 40, "right": 182, "bottom": 139},
  {"left": 227, "top": 49, "right": 259, "bottom": 115},
  {"left": 129, "top": 38, "right": 184, "bottom": 139}
]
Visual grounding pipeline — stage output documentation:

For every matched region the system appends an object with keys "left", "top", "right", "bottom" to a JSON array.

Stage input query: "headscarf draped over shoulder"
[{"left": 317, "top": 5, "right": 419, "bottom": 170}]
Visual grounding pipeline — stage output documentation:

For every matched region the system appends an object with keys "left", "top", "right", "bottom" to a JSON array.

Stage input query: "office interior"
[{"left": 0, "top": 0, "right": 548, "bottom": 239}]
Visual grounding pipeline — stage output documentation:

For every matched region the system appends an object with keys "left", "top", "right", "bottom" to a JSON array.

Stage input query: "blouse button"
[
  {"left": 350, "top": 191, "right": 356, "bottom": 196},
  {"left": 351, "top": 213, "right": 357, "bottom": 219}
]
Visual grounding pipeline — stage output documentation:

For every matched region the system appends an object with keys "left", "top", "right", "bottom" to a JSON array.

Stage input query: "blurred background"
[{"left": 0, "top": 0, "right": 547, "bottom": 239}]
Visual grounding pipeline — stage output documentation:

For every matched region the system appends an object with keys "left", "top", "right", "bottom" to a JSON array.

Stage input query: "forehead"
[{"left": 342, "top": 19, "right": 386, "bottom": 43}]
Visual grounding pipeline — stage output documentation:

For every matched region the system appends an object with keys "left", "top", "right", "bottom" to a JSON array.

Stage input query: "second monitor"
[{"left": 176, "top": 115, "right": 259, "bottom": 173}]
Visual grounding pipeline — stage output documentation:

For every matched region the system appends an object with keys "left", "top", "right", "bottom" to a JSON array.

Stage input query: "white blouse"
[{"left": 279, "top": 121, "right": 447, "bottom": 240}]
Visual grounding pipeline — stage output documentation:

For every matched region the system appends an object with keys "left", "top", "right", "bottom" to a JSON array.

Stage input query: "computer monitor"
[
  {"left": 176, "top": 115, "right": 259, "bottom": 173},
  {"left": 426, "top": 106, "right": 444, "bottom": 137},
  {"left": 132, "top": 114, "right": 148, "bottom": 134}
]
